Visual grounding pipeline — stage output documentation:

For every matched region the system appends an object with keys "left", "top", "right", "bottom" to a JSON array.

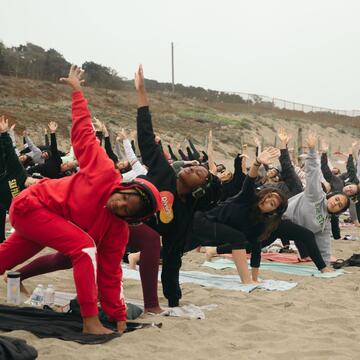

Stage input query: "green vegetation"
[{"left": 178, "top": 109, "right": 253, "bottom": 129}]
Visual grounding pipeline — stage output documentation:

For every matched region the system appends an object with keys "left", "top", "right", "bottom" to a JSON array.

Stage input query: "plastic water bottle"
[
  {"left": 44, "top": 285, "right": 55, "bottom": 306},
  {"left": 6, "top": 271, "right": 21, "bottom": 305},
  {"left": 30, "top": 284, "right": 45, "bottom": 307}
]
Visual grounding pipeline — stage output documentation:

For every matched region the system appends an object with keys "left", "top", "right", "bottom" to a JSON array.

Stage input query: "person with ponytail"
[
  {"left": 284, "top": 133, "right": 350, "bottom": 265},
  {"left": 192, "top": 147, "right": 288, "bottom": 284}
]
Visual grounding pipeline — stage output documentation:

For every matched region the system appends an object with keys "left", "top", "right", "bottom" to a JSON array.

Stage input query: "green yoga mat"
[{"left": 202, "top": 258, "right": 344, "bottom": 278}]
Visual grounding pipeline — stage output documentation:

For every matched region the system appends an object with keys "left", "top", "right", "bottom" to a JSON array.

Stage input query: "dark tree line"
[
  {"left": 0, "top": 41, "right": 247, "bottom": 103},
  {"left": 0, "top": 42, "right": 125, "bottom": 90}
]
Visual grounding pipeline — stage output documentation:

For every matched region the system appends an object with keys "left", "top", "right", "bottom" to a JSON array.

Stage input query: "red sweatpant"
[
  {"left": 16, "top": 223, "right": 161, "bottom": 310},
  {"left": 0, "top": 196, "right": 99, "bottom": 318}
]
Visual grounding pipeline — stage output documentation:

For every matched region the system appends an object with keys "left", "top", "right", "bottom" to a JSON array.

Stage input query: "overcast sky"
[{"left": 1, "top": 0, "right": 360, "bottom": 110}]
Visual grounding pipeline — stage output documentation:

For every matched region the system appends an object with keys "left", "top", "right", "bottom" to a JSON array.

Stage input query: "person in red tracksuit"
[{"left": 0, "top": 65, "right": 162, "bottom": 335}]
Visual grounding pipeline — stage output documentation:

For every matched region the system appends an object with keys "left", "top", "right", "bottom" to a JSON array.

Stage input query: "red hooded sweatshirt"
[{"left": 20, "top": 91, "right": 161, "bottom": 320}]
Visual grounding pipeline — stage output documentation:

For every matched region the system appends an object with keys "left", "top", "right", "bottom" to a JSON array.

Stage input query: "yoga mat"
[
  {"left": 202, "top": 258, "right": 344, "bottom": 278},
  {"left": 222, "top": 252, "right": 337, "bottom": 264},
  {"left": 122, "top": 267, "right": 297, "bottom": 293},
  {"left": 0, "top": 305, "right": 161, "bottom": 344}
]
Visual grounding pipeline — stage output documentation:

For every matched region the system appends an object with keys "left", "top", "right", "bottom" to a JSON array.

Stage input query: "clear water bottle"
[
  {"left": 44, "top": 284, "right": 55, "bottom": 306},
  {"left": 6, "top": 271, "right": 21, "bottom": 305},
  {"left": 30, "top": 284, "right": 45, "bottom": 307}
]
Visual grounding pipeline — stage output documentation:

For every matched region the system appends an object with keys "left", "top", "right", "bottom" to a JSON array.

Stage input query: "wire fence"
[{"left": 223, "top": 91, "right": 360, "bottom": 118}]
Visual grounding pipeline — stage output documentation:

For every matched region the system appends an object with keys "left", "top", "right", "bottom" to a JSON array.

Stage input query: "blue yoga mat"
[
  {"left": 202, "top": 258, "right": 344, "bottom": 278},
  {"left": 122, "top": 266, "right": 297, "bottom": 293}
]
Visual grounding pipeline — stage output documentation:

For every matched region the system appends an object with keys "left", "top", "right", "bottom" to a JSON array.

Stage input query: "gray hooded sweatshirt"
[
  {"left": 24, "top": 135, "right": 45, "bottom": 165},
  {"left": 284, "top": 148, "right": 331, "bottom": 265}
]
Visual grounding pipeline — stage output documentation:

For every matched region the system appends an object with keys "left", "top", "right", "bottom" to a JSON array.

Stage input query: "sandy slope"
[{"left": 1, "top": 229, "right": 360, "bottom": 360}]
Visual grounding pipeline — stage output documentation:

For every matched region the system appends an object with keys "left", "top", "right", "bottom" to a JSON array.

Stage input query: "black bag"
[
  {"left": 332, "top": 253, "right": 360, "bottom": 269},
  {"left": 0, "top": 335, "right": 37, "bottom": 360}
]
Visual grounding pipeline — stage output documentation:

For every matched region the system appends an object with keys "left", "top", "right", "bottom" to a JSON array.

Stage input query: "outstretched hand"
[
  {"left": 277, "top": 127, "right": 291, "bottom": 146},
  {"left": 102, "top": 122, "right": 109, "bottom": 137},
  {"left": 306, "top": 133, "right": 317, "bottom": 150},
  {"left": 116, "top": 128, "right": 127, "bottom": 142},
  {"left": 253, "top": 136, "right": 261, "bottom": 148},
  {"left": 155, "top": 134, "right": 161, "bottom": 144},
  {"left": 48, "top": 121, "right": 58, "bottom": 133},
  {"left": 93, "top": 117, "right": 103, "bottom": 132},
  {"left": 60, "top": 65, "right": 85, "bottom": 91},
  {"left": 134, "top": 65, "right": 145, "bottom": 93},
  {"left": 321, "top": 140, "right": 329, "bottom": 153},
  {"left": 0, "top": 115, "right": 8, "bottom": 133},
  {"left": 130, "top": 129, "right": 137, "bottom": 140},
  {"left": 257, "top": 147, "right": 280, "bottom": 165}
]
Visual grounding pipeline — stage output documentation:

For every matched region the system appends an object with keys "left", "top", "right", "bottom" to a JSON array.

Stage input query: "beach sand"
[{"left": 1, "top": 228, "right": 360, "bottom": 360}]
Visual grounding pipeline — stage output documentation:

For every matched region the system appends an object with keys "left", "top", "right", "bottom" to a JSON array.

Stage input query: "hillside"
[{"left": 0, "top": 74, "right": 359, "bottom": 170}]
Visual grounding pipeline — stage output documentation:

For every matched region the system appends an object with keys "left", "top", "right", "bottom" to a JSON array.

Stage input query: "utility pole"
[{"left": 171, "top": 42, "right": 175, "bottom": 93}]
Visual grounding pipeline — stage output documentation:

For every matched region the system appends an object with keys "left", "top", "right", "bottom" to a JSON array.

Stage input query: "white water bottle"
[
  {"left": 6, "top": 271, "right": 21, "bottom": 305},
  {"left": 44, "top": 285, "right": 55, "bottom": 306},
  {"left": 30, "top": 284, "right": 45, "bottom": 307}
]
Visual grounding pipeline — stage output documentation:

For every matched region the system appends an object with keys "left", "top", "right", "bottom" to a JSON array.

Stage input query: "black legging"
[
  {"left": 192, "top": 211, "right": 248, "bottom": 251},
  {"left": 263, "top": 219, "right": 326, "bottom": 270},
  {"left": 192, "top": 211, "right": 263, "bottom": 268},
  {"left": 192, "top": 212, "right": 326, "bottom": 271},
  {"left": 330, "top": 215, "right": 341, "bottom": 240}
]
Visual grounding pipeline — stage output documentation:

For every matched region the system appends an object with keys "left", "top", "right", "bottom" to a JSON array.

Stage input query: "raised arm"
[
  {"left": 232, "top": 154, "right": 247, "bottom": 191},
  {"left": 304, "top": 133, "right": 324, "bottom": 202},
  {"left": 117, "top": 129, "right": 147, "bottom": 178},
  {"left": 188, "top": 138, "right": 200, "bottom": 161},
  {"left": 60, "top": 65, "right": 115, "bottom": 175},
  {"left": 319, "top": 140, "right": 334, "bottom": 184},
  {"left": 23, "top": 131, "right": 42, "bottom": 159},
  {"left": 278, "top": 127, "right": 303, "bottom": 195},
  {"left": 48, "top": 121, "right": 62, "bottom": 163},
  {"left": 44, "top": 128, "right": 50, "bottom": 148},
  {"left": 134, "top": 65, "right": 172, "bottom": 179},
  {"left": 207, "top": 130, "right": 217, "bottom": 175},
  {"left": 232, "top": 147, "right": 280, "bottom": 204},
  {"left": 186, "top": 146, "right": 195, "bottom": 161},
  {"left": 102, "top": 122, "right": 119, "bottom": 164},
  {"left": 0, "top": 116, "right": 28, "bottom": 207},
  {"left": 8, "top": 124, "right": 20, "bottom": 156},
  {"left": 167, "top": 144, "right": 178, "bottom": 161},
  {"left": 178, "top": 148, "right": 188, "bottom": 161},
  {"left": 346, "top": 150, "right": 359, "bottom": 184}
]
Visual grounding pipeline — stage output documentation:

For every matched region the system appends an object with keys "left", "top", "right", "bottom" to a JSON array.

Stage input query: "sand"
[{"left": 1, "top": 228, "right": 360, "bottom": 360}]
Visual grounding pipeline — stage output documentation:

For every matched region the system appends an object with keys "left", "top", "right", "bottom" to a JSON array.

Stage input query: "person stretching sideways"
[{"left": 0, "top": 65, "right": 162, "bottom": 335}]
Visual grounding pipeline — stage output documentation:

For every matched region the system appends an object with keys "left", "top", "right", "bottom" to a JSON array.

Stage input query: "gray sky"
[{"left": 1, "top": 0, "right": 360, "bottom": 110}]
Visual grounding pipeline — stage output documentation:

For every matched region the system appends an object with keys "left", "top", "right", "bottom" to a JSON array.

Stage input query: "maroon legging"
[{"left": 16, "top": 223, "right": 161, "bottom": 310}]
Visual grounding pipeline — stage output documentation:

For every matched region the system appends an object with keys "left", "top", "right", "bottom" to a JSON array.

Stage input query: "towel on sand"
[
  {"left": 202, "top": 258, "right": 344, "bottom": 277},
  {"left": 127, "top": 298, "right": 218, "bottom": 320},
  {"left": 0, "top": 305, "right": 161, "bottom": 344},
  {"left": 122, "top": 268, "right": 297, "bottom": 293},
  {"left": 162, "top": 304, "right": 218, "bottom": 320}
]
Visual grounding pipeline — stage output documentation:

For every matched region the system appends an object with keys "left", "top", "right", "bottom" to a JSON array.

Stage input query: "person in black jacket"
[
  {"left": 319, "top": 142, "right": 346, "bottom": 240},
  {"left": 219, "top": 153, "right": 247, "bottom": 201},
  {"left": 193, "top": 147, "right": 288, "bottom": 283},
  {"left": 258, "top": 128, "right": 303, "bottom": 199},
  {"left": 27, "top": 122, "right": 63, "bottom": 179},
  {"left": 135, "top": 65, "right": 221, "bottom": 307},
  {"left": 0, "top": 116, "right": 38, "bottom": 242}
]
